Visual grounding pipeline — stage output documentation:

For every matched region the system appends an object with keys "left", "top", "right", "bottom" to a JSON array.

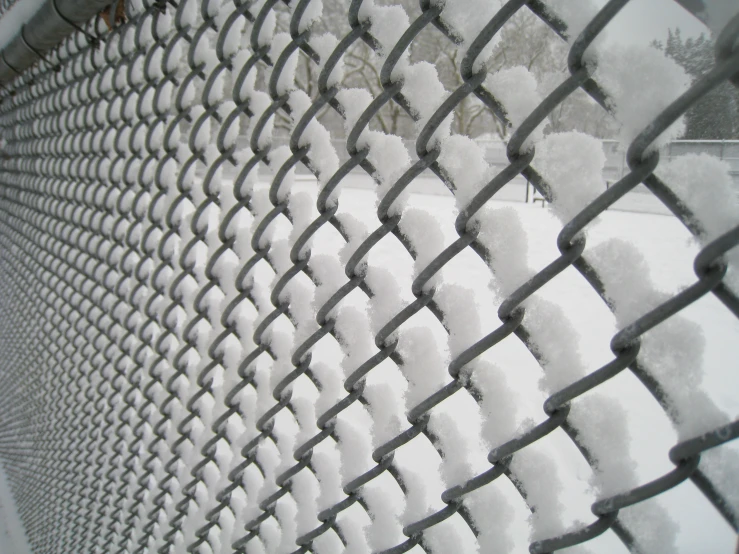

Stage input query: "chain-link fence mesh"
[{"left": 0, "top": 0, "right": 738, "bottom": 553}]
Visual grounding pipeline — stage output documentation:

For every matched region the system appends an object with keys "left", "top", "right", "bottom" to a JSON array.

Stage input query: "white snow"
[
  {"left": 309, "top": 254, "right": 345, "bottom": 319},
  {"left": 464, "top": 485, "right": 516, "bottom": 553},
  {"left": 469, "top": 360, "right": 520, "bottom": 449},
  {"left": 400, "top": 61, "right": 451, "bottom": 143},
  {"left": 657, "top": 154, "right": 739, "bottom": 242},
  {"left": 434, "top": 283, "right": 483, "bottom": 358},
  {"left": 586, "top": 238, "right": 665, "bottom": 326},
  {"left": 542, "top": 0, "right": 600, "bottom": 43},
  {"left": 638, "top": 316, "right": 731, "bottom": 441},
  {"left": 337, "top": 88, "right": 374, "bottom": 139},
  {"left": 288, "top": 470, "right": 319, "bottom": 537},
  {"left": 364, "top": 381, "right": 404, "bottom": 448},
  {"left": 434, "top": 0, "right": 503, "bottom": 71},
  {"left": 334, "top": 306, "right": 375, "bottom": 378},
  {"left": 657, "top": 154, "right": 739, "bottom": 291},
  {"left": 336, "top": 517, "right": 370, "bottom": 554},
  {"left": 619, "top": 501, "right": 679, "bottom": 554},
  {"left": 311, "top": 34, "right": 343, "bottom": 87},
  {"left": 365, "top": 266, "right": 407, "bottom": 338},
  {"left": 523, "top": 296, "right": 588, "bottom": 393},
  {"left": 429, "top": 411, "right": 486, "bottom": 487},
  {"left": 595, "top": 44, "right": 690, "bottom": 150},
  {"left": 365, "top": 132, "right": 412, "bottom": 209},
  {"left": 266, "top": 146, "right": 296, "bottom": 203},
  {"left": 399, "top": 466, "right": 434, "bottom": 526},
  {"left": 256, "top": 1, "right": 277, "bottom": 47},
  {"left": 700, "top": 447, "right": 739, "bottom": 522},
  {"left": 357, "top": 2, "right": 409, "bottom": 58},
  {"left": 587, "top": 237, "right": 733, "bottom": 441},
  {"left": 474, "top": 205, "right": 534, "bottom": 297},
  {"left": 361, "top": 482, "right": 404, "bottom": 551},
  {"left": 436, "top": 135, "right": 491, "bottom": 210},
  {"left": 535, "top": 131, "right": 607, "bottom": 223},
  {"left": 294, "top": 0, "right": 323, "bottom": 33},
  {"left": 311, "top": 448, "right": 344, "bottom": 512},
  {"left": 397, "top": 325, "right": 449, "bottom": 412},
  {"left": 270, "top": 34, "right": 299, "bottom": 95},
  {"left": 335, "top": 417, "right": 374, "bottom": 485},
  {"left": 336, "top": 212, "right": 370, "bottom": 268},
  {"left": 509, "top": 447, "right": 568, "bottom": 542},
  {"left": 568, "top": 394, "right": 638, "bottom": 497},
  {"left": 422, "top": 520, "right": 467, "bottom": 554},
  {"left": 485, "top": 67, "right": 545, "bottom": 150},
  {"left": 398, "top": 207, "right": 445, "bottom": 286},
  {"left": 222, "top": 11, "right": 247, "bottom": 58}
]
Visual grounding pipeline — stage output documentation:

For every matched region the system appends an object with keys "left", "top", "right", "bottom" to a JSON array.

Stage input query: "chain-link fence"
[{"left": 0, "top": 0, "right": 738, "bottom": 553}]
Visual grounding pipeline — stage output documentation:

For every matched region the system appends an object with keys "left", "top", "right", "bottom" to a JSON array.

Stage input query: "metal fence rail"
[
  {"left": 0, "top": 0, "right": 737, "bottom": 553},
  {"left": 0, "top": 0, "right": 22, "bottom": 18}
]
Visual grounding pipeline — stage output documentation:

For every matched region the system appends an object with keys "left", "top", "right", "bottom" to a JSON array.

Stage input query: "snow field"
[{"left": 229, "top": 168, "right": 739, "bottom": 554}]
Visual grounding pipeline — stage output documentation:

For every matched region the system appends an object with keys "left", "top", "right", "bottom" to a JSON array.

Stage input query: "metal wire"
[{"left": 0, "top": 0, "right": 737, "bottom": 553}]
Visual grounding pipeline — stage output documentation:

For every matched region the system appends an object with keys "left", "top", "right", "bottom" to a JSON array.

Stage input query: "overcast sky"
[{"left": 595, "top": 0, "right": 717, "bottom": 46}]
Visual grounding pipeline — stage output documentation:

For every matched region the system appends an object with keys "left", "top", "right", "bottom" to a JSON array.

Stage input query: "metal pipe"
[{"left": 0, "top": 0, "right": 111, "bottom": 86}]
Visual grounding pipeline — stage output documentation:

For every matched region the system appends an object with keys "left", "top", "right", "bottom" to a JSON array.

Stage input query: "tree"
[
  {"left": 654, "top": 29, "right": 739, "bottom": 140},
  {"left": 275, "top": 2, "right": 622, "bottom": 141}
]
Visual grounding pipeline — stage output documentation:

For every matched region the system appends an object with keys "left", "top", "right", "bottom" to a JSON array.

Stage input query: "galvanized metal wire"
[{"left": 0, "top": 0, "right": 737, "bottom": 553}]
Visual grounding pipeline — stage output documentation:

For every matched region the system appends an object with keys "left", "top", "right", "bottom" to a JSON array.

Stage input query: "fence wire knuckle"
[{"left": 0, "top": 0, "right": 737, "bottom": 553}]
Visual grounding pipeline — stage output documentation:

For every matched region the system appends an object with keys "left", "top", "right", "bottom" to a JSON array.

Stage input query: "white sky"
[{"left": 596, "top": 0, "right": 721, "bottom": 46}]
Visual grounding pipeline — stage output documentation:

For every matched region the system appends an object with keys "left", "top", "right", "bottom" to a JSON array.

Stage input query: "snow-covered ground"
[
  {"left": 0, "top": 173, "right": 735, "bottom": 553},
  {"left": 240, "top": 172, "right": 739, "bottom": 553}
]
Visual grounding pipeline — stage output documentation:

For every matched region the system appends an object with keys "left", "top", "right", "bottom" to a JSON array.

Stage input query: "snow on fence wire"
[{"left": 0, "top": 0, "right": 738, "bottom": 553}]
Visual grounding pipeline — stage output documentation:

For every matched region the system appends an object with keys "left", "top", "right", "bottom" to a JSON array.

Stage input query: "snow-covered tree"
[
  {"left": 279, "top": 2, "right": 622, "bottom": 141},
  {"left": 654, "top": 29, "right": 739, "bottom": 140}
]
